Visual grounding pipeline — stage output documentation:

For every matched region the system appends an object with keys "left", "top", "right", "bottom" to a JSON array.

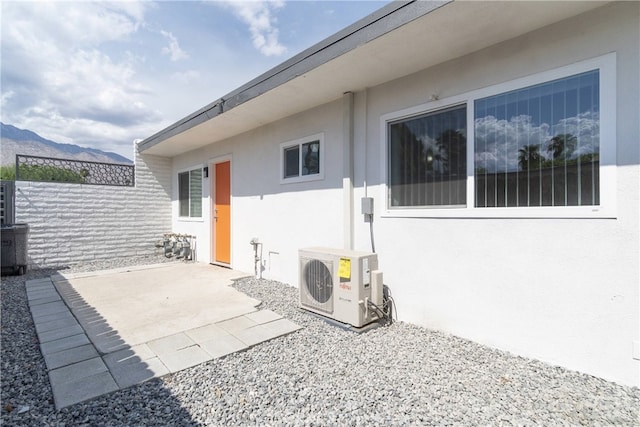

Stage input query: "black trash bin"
[{"left": 1, "top": 223, "right": 29, "bottom": 275}]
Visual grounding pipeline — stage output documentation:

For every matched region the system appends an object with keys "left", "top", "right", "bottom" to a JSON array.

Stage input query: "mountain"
[{"left": 0, "top": 123, "right": 132, "bottom": 166}]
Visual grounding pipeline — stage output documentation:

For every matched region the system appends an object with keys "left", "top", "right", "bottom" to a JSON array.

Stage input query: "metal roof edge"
[{"left": 138, "top": 0, "right": 451, "bottom": 153}]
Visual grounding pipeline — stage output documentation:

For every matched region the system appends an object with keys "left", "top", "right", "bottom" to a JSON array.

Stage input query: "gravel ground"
[{"left": 2, "top": 256, "right": 639, "bottom": 426}]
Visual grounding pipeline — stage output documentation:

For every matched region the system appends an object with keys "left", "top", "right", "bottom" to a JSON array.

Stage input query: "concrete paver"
[
  {"left": 108, "top": 356, "right": 169, "bottom": 389},
  {"left": 32, "top": 310, "right": 75, "bottom": 325},
  {"left": 160, "top": 345, "right": 212, "bottom": 373},
  {"left": 217, "top": 315, "right": 258, "bottom": 334},
  {"left": 51, "top": 371, "right": 119, "bottom": 409},
  {"left": 245, "top": 309, "right": 283, "bottom": 324},
  {"left": 44, "top": 344, "right": 99, "bottom": 371},
  {"left": 40, "top": 333, "right": 91, "bottom": 355},
  {"left": 264, "top": 318, "right": 303, "bottom": 336},
  {"left": 31, "top": 301, "right": 68, "bottom": 318},
  {"left": 199, "top": 334, "right": 248, "bottom": 358},
  {"left": 28, "top": 291, "right": 58, "bottom": 300},
  {"left": 48, "top": 357, "right": 109, "bottom": 385},
  {"left": 102, "top": 344, "right": 156, "bottom": 367},
  {"left": 185, "top": 323, "right": 231, "bottom": 343},
  {"left": 103, "top": 344, "right": 170, "bottom": 388},
  {"left": 31, "top": 296, "right": 61, "bottom": 305},
  {"left": 35, "top": 316, "right": 80, "bottom": 334},
  {"left": 147, "top": 333, "right": 195, "bottom": 356},
  {"left": 234, "top": 324, "right": 281, "bottom": 346},
  {"left": 39, "top": 324, "right": 85, "bottom": 343},
  {"left": 25, "top": 263, "right": 302, "bottom": 410},
  {"left": 27, "top": 295, "right": 62, "bottom": 305},
  {"left": 26, "top": 278, "right": 55, "bottom": 285}
]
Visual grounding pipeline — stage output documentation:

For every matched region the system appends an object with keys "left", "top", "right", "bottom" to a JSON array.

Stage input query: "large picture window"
[
  {"left": 382, "top": 54, "right": 615, "bottom": 218},
  {"left": 178, "top": 168, "right": 202, "bottom": 218}
]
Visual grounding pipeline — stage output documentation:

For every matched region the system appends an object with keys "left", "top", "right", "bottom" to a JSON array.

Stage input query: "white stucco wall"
[
  {"left": 171, "top": 100, "right": 346, "bottom": 280},
  {"left": 354, "top": 2, "right": 639, "bottom": 387},
  {"left": 15, "top": 144, "right": 172, "bottom": 268},
  {"left": 169, "top": 3, "right": 638, "bottom": 386}
]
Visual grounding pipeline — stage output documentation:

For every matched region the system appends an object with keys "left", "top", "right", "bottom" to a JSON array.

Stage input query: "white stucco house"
[{"left": 138, "top": 1, "right": 639, "bottom": 387}]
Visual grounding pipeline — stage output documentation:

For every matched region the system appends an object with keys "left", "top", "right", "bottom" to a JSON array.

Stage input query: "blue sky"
[{"left": 1, "top": 1, "right": 389, "bottom": 160}]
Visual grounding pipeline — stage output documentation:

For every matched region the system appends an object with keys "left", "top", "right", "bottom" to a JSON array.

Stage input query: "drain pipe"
[{"left": 343, "top": 91, "right": 354, "bottom": 250}]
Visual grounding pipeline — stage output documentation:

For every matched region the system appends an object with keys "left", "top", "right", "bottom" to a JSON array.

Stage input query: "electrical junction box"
[{"left": 361, "top": 197, "right": 374, "bottom": 215}]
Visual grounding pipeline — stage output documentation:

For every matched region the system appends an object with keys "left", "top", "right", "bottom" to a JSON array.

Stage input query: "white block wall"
[{"left": 14, "top": 144, "right": 172, "bottom": 268}]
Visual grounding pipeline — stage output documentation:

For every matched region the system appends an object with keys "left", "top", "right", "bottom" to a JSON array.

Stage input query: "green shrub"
[
  {"left": 0, "top": 164, "right": 87, "bottom": 183},
  {"left": 0, "top": 165, "right": 16, "bottom": 180}
]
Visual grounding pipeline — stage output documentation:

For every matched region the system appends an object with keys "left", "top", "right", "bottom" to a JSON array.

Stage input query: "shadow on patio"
[{"left": 26, "top": 263, "right": 300, "bottom": 410}]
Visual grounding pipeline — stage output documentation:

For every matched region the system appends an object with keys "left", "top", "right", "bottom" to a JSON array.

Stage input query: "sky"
[{"left": 0, "top": 0, "right": 389, "bottom": 160}]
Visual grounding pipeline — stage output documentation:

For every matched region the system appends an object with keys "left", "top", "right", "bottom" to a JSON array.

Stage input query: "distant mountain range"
[{"left": 0, "top": 123, "right": 132, "bottom": 165}]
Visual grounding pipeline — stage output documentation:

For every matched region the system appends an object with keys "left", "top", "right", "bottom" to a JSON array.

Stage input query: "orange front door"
[{"left": 212, "top": 161, "right": 231, "bottom": 265}]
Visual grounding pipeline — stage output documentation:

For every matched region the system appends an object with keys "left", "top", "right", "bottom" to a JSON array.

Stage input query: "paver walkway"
[{"left": 26, "top": 266, "right": 301, "bottom": 409}]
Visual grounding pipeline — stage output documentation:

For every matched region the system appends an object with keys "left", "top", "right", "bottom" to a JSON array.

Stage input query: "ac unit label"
[{"left": 339, "top": 257, "right": 351, "bottom": 281}]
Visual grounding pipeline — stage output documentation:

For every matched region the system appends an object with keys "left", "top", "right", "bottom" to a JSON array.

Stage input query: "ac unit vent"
[
  {"left": 304, "top": 259, "right": 333, "bottom": 303},
  {"left": 300, "top": 257, "right": 333, "bottom": 313}
]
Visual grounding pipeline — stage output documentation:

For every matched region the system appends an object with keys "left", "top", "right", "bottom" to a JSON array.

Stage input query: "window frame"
[
  {"left": 177, "top": 166, "right": 203, "bottom": 220},
  {"left": 279, "top": 133, "right": 325, "bottom": 184},
  {"left": 380, "top": 53, "right": 616, "bottom": 219},
  {"left": 387, "top": 103, "right": 468, "bottom": 209}
]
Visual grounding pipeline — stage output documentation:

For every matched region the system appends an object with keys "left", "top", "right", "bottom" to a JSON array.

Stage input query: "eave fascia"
[{"left": 137, "top": 0, "right": 451, "bottom": 154}]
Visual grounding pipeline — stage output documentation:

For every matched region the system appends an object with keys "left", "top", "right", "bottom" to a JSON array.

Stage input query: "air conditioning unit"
[{"left": 299, "top": 247, "right": 383, "bottom": 328}]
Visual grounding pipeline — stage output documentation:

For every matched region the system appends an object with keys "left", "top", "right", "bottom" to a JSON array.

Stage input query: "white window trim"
[
  {"left": 380, "top": 53, "right": 617, "bottom": 219},
  {"left": 177, "top": 166, "right": 204, "bottom": 222},
  {"left": 279, "top": 133, "right": 325, "bottom": 184}
]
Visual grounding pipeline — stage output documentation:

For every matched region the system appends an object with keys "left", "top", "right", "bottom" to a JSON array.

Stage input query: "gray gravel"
[{"left": 2, "top": 256, "right": 639, "bottom": 426}]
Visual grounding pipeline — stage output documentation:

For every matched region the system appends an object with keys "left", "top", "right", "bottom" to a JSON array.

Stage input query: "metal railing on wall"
[{"left": 16, "top": 155, "right": 135, "bottom": 187}]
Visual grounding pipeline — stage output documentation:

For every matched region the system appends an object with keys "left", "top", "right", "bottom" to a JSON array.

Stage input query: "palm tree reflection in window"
[
  {"left": 518, "top": 134, "right": 585, "bottom": 172},
  {"left": 518, "top": 144, "right": 543, "bottom": 171},
  {"left": 546, "top": 134, "right": 578, "bottom": 160}
]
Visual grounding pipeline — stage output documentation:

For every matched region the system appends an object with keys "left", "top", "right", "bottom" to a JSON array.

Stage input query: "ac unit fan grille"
[{"left": 301, "top": 258, "right": 333, "bottom": 313}]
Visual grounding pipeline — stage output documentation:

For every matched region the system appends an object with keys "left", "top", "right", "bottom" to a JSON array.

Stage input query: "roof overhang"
[{"left": 139, "top": 0, "right": 609, "bottom": 157}]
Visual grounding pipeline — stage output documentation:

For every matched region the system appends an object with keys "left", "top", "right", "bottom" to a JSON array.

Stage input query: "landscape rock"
[{"left": 1, "top": 256, "right": 639, "bottom": 425}]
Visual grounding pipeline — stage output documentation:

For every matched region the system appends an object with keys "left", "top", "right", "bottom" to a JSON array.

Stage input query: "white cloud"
[
  {"left": 0, "top": 1, "right": 163, "bottom": 158},
  {"left": 107, "top": 1, "right": 150, "bottom": 23},
  {"left": 171, "top": 70, "right": 202, "bottom": 84},
  {"left": 0, "top": 0, "right": 381, "bottom": 159},
  {"left": 474, "top": 112, "right": 599, "bottom": 172},
  {"left": 4, "top": 2, "right": 141, "bottom": 48},
  {"left": 161, "top": 30, "right": 189, "bottom": 61},
  {"left": 219, "top": 0, "right": 287, "bottom": 57},
  {"left": 0, "top": 91, "right": 15, "bottom": 113}
]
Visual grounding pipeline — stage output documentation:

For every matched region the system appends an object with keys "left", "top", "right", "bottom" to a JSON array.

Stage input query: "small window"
[
  {"left": 280, "top": 133, "right": 324, "bottom": 183},
  {"left": 178, "top": 168, "right": 202, "bottom": 218}
]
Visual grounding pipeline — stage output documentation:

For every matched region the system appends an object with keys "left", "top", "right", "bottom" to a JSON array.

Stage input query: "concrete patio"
[{"left": 25, "top": 263, "right": 302, "bottom": 409}]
